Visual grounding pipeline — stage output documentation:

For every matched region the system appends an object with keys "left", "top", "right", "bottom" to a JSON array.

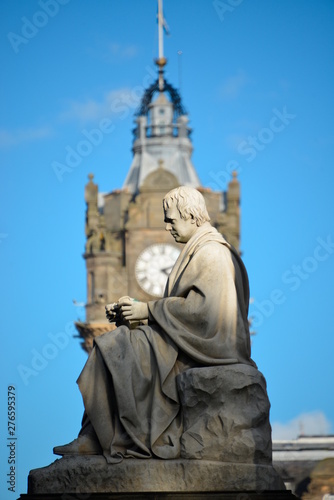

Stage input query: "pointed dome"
[
  {"left": 154, "top": 92, "right": 169, "bottom": 105},
  {"left": 122, "top": 75, "right": 201, "bottom": 195}
]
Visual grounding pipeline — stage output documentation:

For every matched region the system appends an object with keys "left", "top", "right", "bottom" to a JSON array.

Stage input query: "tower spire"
[
  {"left": 156, "top": 0, "right": 167, "bottom": 90},
  {"left": 158, "top": 0, "right": 164, "bottom": 61}
]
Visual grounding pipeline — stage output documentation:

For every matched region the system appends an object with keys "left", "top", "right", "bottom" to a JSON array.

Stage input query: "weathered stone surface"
[
  {"left": 26, "top": 366, "right": 284, "bottom": 496},
  {"left": 177, "top": 364, "right": 272, "bottom": 464},
  {"left": 20, "top": 492, "right": 298, "bottom": 500},
  {"left": 28, "top": 456, "right": 285, "bottom": 494}
]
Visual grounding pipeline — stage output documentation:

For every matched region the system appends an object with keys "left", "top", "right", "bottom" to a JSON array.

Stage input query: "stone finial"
[
  {"left": 229, "top": 171, "right": 239, "bottom": 186},
  {"left": 228, "top": 171, "right": 240, "bottom": 197},
  {"left": 85, "top": 174, "right": 98, "bottom": 204}
]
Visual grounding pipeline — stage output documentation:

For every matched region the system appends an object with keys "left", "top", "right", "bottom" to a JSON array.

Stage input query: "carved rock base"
[
  {"left": 178, "top": 364, "right": 272, "bottom": 464},
  {"left": 25, "top": 456, "right": 285, "bottom": 495},
  {"left": 21, "top": 365, "right": 289, "bottom": 498},
  {"left": 20, "top": 491, "right": 298, "bottom": 500}
]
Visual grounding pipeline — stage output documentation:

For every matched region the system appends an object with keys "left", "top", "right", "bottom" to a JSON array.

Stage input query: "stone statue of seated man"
[{"left": 54, "top": 185, "right": 257, "bottom": 464}]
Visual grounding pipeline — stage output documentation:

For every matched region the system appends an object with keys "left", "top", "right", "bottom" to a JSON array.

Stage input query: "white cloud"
[
  {"left": 59, "top": 97, "right": 107, "bottom": 123},
  {"left": 58, "top": 87, "right": 143, "bottom": 124},
  {"left": 224, "top": 119, "right": 263, "bottom": 151},
  {"left": 87, "top": 41, "right": 139, "bottom": 63},
  {"left": 272, "top": 411, "right": 332, "bottom": 440},
  {"left": 0, "top": 126, "right": 52, "bottom": 148},
  {"left": 225, "top": 133, "right": 247, "bottom": 151},
  {"left": 234, "top": 118, "right": 261, "bottom": 131},
  {"left": 219, "top": 69, "right": 251, "bottom": 99},
  {"left": 108, "top": 42, "right": 138, "bottom": 59}
]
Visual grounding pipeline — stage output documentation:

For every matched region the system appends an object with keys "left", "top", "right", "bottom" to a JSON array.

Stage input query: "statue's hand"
[{"left": 119, "top": 297, "right": 148, "bottom": 321}]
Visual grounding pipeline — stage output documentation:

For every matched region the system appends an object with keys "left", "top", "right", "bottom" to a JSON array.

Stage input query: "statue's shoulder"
[
  {"left": 193, "top": 236, "right": 229, "bottom": 263},
  {"left": 194, "top": 225, "right": 228, "bottom": 250}
]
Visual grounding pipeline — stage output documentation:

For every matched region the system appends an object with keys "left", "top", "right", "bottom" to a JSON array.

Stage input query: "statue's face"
[{"left": 164, "top": 202, "right": 197, "bottom": 244}]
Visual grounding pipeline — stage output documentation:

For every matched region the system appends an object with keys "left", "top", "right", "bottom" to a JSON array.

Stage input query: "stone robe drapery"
[{"left": 77, "top": 223, "right": 256, "bottom": 463}]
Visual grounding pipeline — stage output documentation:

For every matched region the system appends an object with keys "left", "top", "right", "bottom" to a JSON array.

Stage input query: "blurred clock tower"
[{"left": 75, "top": 4, "right": 241, "bottom": 353}]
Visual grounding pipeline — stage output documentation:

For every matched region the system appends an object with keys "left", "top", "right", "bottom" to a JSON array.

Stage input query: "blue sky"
[{"left": 1, "top": 0, "right": 334, "bottom": 497}]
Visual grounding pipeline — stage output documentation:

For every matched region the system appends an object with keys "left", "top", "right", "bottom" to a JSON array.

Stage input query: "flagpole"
[
  {"left": 156, "top": 0, "right": 167, "bottom": 90},
  {"left": 158, "top": 0, "right": 164, "bottom": 60}
]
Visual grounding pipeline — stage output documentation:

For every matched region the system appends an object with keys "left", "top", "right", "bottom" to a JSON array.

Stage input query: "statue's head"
[{"left": 163, "top": 186, "right": 210, "bottom": 227}]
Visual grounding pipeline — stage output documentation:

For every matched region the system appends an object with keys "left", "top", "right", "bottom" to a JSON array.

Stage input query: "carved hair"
[{"left": 163, "top": 186, "right": 210, "bottom": 227}]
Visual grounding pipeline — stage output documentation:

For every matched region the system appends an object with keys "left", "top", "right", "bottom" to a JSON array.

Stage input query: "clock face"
[{"left": 135, "top": 243, "right": 181, "bottom": 297}]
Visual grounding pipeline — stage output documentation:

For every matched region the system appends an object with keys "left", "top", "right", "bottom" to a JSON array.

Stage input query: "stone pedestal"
[
  {"left": 20, "top": 365, "right": 295, "bottom": 499},
  {"left": 19, "top": 494, "right": 298, "bottom": 500},
  {"left": 21, "top": 456, "right": 293, "bottom": 499}
]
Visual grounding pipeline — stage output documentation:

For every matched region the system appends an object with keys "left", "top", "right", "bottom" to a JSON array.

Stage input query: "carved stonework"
[
  {"left": 177, "top": 365, "right": 272, "bottom": 464},
  {"left": 140, "top": 165, "right": 179, "bottom": 192}
]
